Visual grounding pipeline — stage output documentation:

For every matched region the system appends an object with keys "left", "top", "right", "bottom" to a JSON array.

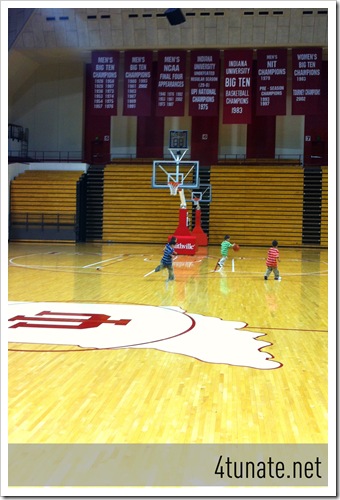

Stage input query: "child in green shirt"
[{"left": 218, "top": 235, "right": 236, "bottom": 268}]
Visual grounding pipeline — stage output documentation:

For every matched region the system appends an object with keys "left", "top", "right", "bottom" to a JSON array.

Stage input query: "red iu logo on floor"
[
  {"left": 8, "top": 302, "right": 282, "bottom": 370},
  {"left": 9, "top": 311, "right": 131, "bottom": 329}
]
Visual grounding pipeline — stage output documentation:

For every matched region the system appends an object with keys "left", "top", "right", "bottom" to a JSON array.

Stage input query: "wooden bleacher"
[
  {"left": 217, "top": 157, "right": 302, "bottom": 166},
  {"left": 9, "top": 170, "right": 83, "bottom": 241},
  {"left": 109, "top": 158, "right": 155, "bottom": 165},
  {"left": 320, "top": 166, "right": 328, "bottom": 247},
  {"left": 209, "top": 165, "right": 305, "bottom": 246},
  {"left": 103, "top": 164, "right": 192, "bottom": 244},
  {"left": 9, "top": 164, "right": 327, "bottom": 247}
]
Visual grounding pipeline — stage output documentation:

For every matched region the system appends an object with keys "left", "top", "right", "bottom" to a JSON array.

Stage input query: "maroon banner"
[
  {"left": 189, "top": 50, "right": 220, "bottom": 116},
  {"left": 223, "top": 50, "right": 253, "bottom": 124},
  {"left": 90, "top": 51, "right": 119, "bottom": 115},
  {"left": 292, "top": 48, "right": 322, "bottom": 115},
  {"left": 256, "top": 49, "right": 287, "bottom": 115},
  {"left": 123, "top": 51, "right": 153, "bottom": 116},
  {"left": 156, "top": 51, "right": 186, "bottom": 116}
]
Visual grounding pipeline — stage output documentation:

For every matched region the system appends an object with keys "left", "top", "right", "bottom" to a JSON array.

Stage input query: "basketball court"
[
  {"left": 5, "top": 128, "right": 332, "bottom": 492},
  {"left": 7, "top": 121, "right": 329, "bottom": 492},
  {"left": 8, "top": 240, "right": 328, "bottom": 445}
]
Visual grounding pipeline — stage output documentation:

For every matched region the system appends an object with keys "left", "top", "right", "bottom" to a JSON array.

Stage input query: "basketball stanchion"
[
  {"left": 151, "top": 130, "right": 204, "bottom": 256},
  {"left": 178, "top": 188, "right": 186, "bottom": 208},
  {"left": 191, "top": 198, "right": 208, "bottom": 246}
]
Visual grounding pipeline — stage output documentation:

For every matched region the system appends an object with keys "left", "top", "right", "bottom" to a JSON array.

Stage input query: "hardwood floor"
[{"left": 7, "top": 242, "right": 328, "bottom": 444}]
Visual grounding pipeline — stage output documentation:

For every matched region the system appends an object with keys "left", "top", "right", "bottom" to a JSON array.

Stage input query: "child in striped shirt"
[
  {"left": 264, "top": 240, "right": 281, "bottom": 280},
  {"left": 154, "top": 236, "right": 178, "bottom": 281}
]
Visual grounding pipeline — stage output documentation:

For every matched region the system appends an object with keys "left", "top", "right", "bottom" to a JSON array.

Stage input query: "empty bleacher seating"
[
  {"left": 8, "top": 164, "right": 327, "bottom": 247},
  {"left": 209, "top": 165, "right": 305, "bottom": 246},
  {"left": 10, "top": 169, "right": 83, "bottom": 241},
  {"left": 320, "top": 166, "right": 328, "bottom": 247},
  {"left": 103, "top": 164, "right": 192, "bottom": 244}
]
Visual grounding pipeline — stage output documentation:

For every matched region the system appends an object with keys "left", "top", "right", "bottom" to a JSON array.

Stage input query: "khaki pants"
[
  {"left": 155, "top": 262, "right": 175, "bottom": 280},
  {"left": 218, "top": 255, "right": 228, "bottom": 266},
  {"left": 265, "top": 266, "right": 280, "bottom": 279}
]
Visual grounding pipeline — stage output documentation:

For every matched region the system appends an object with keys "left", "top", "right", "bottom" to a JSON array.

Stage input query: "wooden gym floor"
[{"left": 7, "top": 241, "right": 328, "bottom": 444}]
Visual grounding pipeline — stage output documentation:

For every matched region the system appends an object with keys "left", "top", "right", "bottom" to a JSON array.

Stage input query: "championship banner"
[
  {"left": 292, "top": 48, "right": 322, "bottom": 115},
  {"left": 90, "top": 51, "right": 119, "bottom": 115},
  {"left": 256, "top": 49, "right": 287, "bottom": 116},
  {"left": 189, "top": 50, "right": 220, "bottom": 116},
  {"left": 156, "top": 51, "right": 186, "bottom": 116},
  {"left": 222, "top": 49, "right": 253, "bottom": 124},
  {"left": 123, "top": 51, "right": 153, "bottom": 116}
]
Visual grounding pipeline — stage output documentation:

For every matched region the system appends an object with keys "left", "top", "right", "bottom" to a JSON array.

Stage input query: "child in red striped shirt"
[{"left": 264, "top": 240, "right": 281, "bottom": 281}]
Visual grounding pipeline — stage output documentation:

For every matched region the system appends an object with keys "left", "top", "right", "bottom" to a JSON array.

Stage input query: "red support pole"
[
  {"left": 191, "top": 207, "right": 208, "bottom": 246},
  {"left": 174, "top": 208, "right": 191, "bottom": 237},
  {"left": 169, "top": 208, "right": 196, "bottom": 255}
]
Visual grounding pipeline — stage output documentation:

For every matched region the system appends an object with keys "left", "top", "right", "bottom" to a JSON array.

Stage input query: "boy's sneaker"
[
  {"left": 275, "top": 277, "right": 282, "bottom": 281},
  {"left": 264, "top": 276, "right": 268, "bottom": 280}
]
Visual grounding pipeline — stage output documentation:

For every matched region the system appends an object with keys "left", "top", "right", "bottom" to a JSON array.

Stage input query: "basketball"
[{"left": 233, "top": 244, "right": 240, "bottom": 251}]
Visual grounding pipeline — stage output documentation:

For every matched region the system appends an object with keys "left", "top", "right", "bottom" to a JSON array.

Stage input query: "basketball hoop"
[
  {"left": 193, "top": 197, "right": 201, "bottom": 209},
  {"left": 191, "top": 191, "right": 202, "bottom": 208},
  {"left": 168, "top": 181, "right": 181, "bottom": 196}
]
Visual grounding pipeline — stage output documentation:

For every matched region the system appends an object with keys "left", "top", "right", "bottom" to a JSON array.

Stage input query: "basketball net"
[
  {"left": 193, "top": 198, "right": 201, "bottom": 209},
  {"left": 168, "top": 181, "right": 181, "bottom": 196}
]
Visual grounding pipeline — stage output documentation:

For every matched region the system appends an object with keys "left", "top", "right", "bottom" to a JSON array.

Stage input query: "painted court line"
[{"left": 82, "top": 255, "right": 124, "bottom": 268}]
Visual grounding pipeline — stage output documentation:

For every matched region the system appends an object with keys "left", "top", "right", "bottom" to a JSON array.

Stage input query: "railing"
[
  {"left": 8, "top": 150, "right": 83, "bottom": 162},
  {"left": 304, "top": 153, "right": 328, "bottom": 166},
  {"left": 217, "top": 153, "right": 303, "bottom": 164},
  {"left": 9, "top": 150, "right": 327, "bottom": 166},
  {"left": 9, "top": 213, "right": 77, "bottom": 241}
]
